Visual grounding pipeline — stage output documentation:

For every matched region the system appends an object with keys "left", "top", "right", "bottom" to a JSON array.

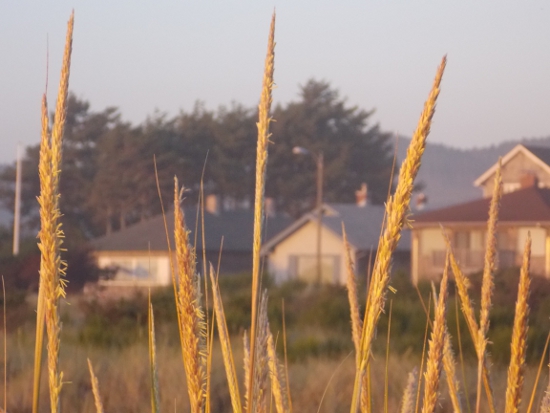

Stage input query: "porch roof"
[{"left": 413, "top": 186, "right": 550, "bottom": 224}]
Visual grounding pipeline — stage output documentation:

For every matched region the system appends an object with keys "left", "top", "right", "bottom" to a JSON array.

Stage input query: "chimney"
[
  {"left": 415, "top": 193, "right": 427, "bottom": 210},
  {"left": 206, "top": 194, "right": 219, "bottom": 215},
  {"left": 265, "top": 197, "right": 276, "bottom": 217},
  {"left": 355, "top": 183, "right": 368, "bottom": 207},
  {"left": 520, "top": 173, "right": 538, "bottom": 189}
]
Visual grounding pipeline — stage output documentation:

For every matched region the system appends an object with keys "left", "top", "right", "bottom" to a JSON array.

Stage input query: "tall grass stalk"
[
  {"left": 504, "top": 235, "right": 531, "bottom": 413},
  {"left": 420, "top": 254, "right": 449, "bottom": 413},
  {"left": 267, "top": 331, "right": 289, "bottom": 413},
  {"left": 400, "top": 367, "right": 418, "bottom": 413},
  {"left": 148, "top": 296, "right": 161, "bottom": 413},
  {"left": 418, "top": 280, "right": 462, "bottom": 413},
  {"left": 414, "top": 294, "right": 432, "bottom": 413},
  {"left": 526, "top": 333, "right": 550, "bottom": 413},
  {"left": 34, "top": 12, "right": 74, "bottom": 413},
  {"left": 343, "top": 225, "right": 362, "bottom": 361},
  {"left": 351, "top": 55, "right": 446, "bottom": 413},
  {"left": 86, "top": 359, "right": 104, "bottom": 413},
  {"left": 248, "top": 11, "right": 276, "bottom": 413},
  {"left": 173, "top": 177, "right": 206, "bottom": 413},
  {"left": 210, "top": 265, "right": 243, "bottom": 413},
  {"left": 445, "top": 235, "right": 495, "bottom": 411},
  {"left": 475, "top": 161, "right": 502, "bottom": 413}
]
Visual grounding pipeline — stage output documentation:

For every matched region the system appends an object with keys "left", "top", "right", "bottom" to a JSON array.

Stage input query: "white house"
[
  {"left": 92, "top": 203, "right": 291, "bottom": 287},
  {"left": 261, "top": 203, "right": 410, "bottom": 285}
]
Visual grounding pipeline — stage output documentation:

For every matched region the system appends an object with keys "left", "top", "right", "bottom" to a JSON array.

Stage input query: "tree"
[
  {"left": 267, "top": 79, "right": 394, "bottom": 217},
  {"left": 0, "top": 94, "right": 119, "bottom": 239}
]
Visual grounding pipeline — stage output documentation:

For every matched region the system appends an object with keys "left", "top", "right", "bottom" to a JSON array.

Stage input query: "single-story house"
[
  {"left": 92, "top": 201, "right": 292, "bottom": 287},
  {"left": 412, "top": 144, "right": 550, "bottom": 284},
  {"left": 261, "top": 203, "right": 411, "bottom": 285}
]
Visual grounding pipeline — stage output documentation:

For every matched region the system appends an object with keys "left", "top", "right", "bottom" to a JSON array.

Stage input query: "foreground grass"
[{"left": 2, "top": 328, "right": 547, "bottom": 413}]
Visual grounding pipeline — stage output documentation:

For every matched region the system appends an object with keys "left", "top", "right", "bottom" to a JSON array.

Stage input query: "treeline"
[{"left": 0, "top": 79, "right": 395, "bottom": 241}]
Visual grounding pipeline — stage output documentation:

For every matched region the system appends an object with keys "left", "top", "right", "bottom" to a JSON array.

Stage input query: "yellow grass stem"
[
  {"left": 248, "top": 13, "right": 276, "bottom": 413},
  {"left": 525, "top": 332, "right": 550, "bottom": 413},
  {"left": 243, "top": 331, "right": 251, "bottom": 411},
  {"left": 316, "top": 351, "right": 354, "bottom": 413},
  {"left": 540, "top": 381, "right": 550, "bottom": 413},
  {"left": 87, "top": 359, "right": 104, "bottom": 413},
  {"left": 455, "top": 289, "right": 472, "bottom": 413},
  {"left": 148, "top": 295, "right": 160, "bottom": 413},
  {"left": 415, "top": 294, "right": 432, "bottom": 413},
  {"left": 421, "top": 254, "right": 450, "bottom": 413},
  {"left": 253, "top": 292, "right": 270, "bottom": 413},
  {"left": 32, "top": 96, "right": 49, "bottom": 413},
  {"left": 443, "top": 326, "right": 463, "bottom": 413},
  {"left": 267, "top": 332, "right": 289, "bottom": 413},
  {"left": 281, "top": 300, "right": 292, "bottom": 413},
  {"left": 342, "top": 224, "right": 370, "bottom": 413},
  {"left": 400, "top": 367, "right": 419, "bottom": 413},
  {"left": 476, "top": 161, "right": 502, "bottom": 413},
  {"left": 35, "top": 13, "right": 74, "bottom": 413},
  {"left": 419, "top": 281, "right": 462, "bottom": 413},
  {"left": 504, "top": 235, "right": 531, "bottom": 413},
  {"left": 210, "top": 265, "right": 243, "bottom": 413},
  {"left": 174, "top": 177, "right": 206, "bottom": 413},
  {"left": 445, "top": 234, "right": 495, "bottom": 413},
  {"left": 343, "top": 224, "right": 362, "bottom": 361},
  {"left": 384, "top": 300, "right": 393, "bottom": 413},
  {"left": 351, "top": 56, "right": 446, "bottom": 413}
]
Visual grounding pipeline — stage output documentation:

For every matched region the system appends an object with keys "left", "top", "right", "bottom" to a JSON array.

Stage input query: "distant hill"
[{"left": 395, "top": 136, "right": 550, "bottom": 210}]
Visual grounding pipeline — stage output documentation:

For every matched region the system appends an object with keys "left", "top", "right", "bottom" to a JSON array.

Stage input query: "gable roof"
[
  {"left": 414, "top": 186, "right": 550, "bottom": 225},
  {"left": 261, "top": 203, "right": 410, "bottom": 253},
  {"left": 474, "top": 144, "right": 550, "bottom": 187},
  {"left": 92, "top": 208, "right": 292, "bottom": 253}
]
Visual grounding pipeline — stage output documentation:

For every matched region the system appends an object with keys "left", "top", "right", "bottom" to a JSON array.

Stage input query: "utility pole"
[
  {"left": 13, "top": 144, "right": 22, "bottom": 256},
  {"left": 315, "top": 152, "right": 323, "bottom": 284},
  {"left": 293, "top": 146, "right": 324, "bottom": 284}
]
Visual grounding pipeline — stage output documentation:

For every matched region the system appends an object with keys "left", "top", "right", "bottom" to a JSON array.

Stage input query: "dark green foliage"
[
  {"left": 0, "top": 81, "right": 395, "bottom": 239},
  {"left": 72, "top": 266, "right": 550, "bottom": 363}
]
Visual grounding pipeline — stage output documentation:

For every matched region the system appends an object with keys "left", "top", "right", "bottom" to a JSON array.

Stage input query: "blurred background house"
[
  {"left": 92, "top": 195, "right": 291, "bottom": 287},
  {"left": 262, "top": 186, "right": 410, "bottom": 285},
  {"left": 411, "top": 144, "right": 550, "bottom": 283}
]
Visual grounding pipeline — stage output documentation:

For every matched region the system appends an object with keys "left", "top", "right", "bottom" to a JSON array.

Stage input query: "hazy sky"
[{"left": 1, "top": 1, "right": 550, "bottom": 164}]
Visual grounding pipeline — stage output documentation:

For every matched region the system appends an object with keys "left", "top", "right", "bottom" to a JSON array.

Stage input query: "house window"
[
  {"left": 107, "top": 257, "right": 159, "bottom": 281},
  {"left": 288, "top": 255, "right": 340, "bottom": 283},
  {"left": 454, "top": 231, "right": 470, "bottom": 249}
]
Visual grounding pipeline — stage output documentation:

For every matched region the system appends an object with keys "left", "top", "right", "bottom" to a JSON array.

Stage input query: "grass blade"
[
  {"left": 35, "top": 13, "right": 74, "bottom": 413},
  {"left": 504, "top": 234, "right": 531, "bottom": 413},
  {"left": 87, "top": 359, "right": 105, "bottom": 413},
  {"left": 148, "top": 296, "right": 160, "bottom": 413},
  {"left": 475, "top": 161, "right": 502, "bottom": 413},
  {"left": 400, "top": 367, "right": 418, "bottom": 413},
  {"left": 173, "top": 177, "right": 206, "bottom": 413},
  {"left": 267, "top": 332, "right": 289, "bottom": 413},
  {"left": 351, "top": 55, "right": 446, "bottom": 413},
  {"left": 209, "top": 265, "right": 243, "bottom": 413},
  {"left": 248, "top": 12, "right": 276, "bottom": 413},
  {"left": 420, "top": 253, "right": 450, "bottom": 413}
]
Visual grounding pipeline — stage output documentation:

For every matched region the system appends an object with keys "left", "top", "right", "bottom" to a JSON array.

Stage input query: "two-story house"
[{"left": 411, "top": 144, "right": 550, "bottom": 283}]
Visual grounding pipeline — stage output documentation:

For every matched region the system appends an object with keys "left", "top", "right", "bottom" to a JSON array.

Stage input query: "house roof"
[
  {"left": 474, "top": 144, "right": 550, "bottom": 187},
  {"left": 92, "top": 208, "right": 292, "bottom": 253},
  {"left": 261, "top": 202, "right": 410, "bottom": 253},
  {"left": 413, "top": 186, "right": 550, "bottom": 225}
]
